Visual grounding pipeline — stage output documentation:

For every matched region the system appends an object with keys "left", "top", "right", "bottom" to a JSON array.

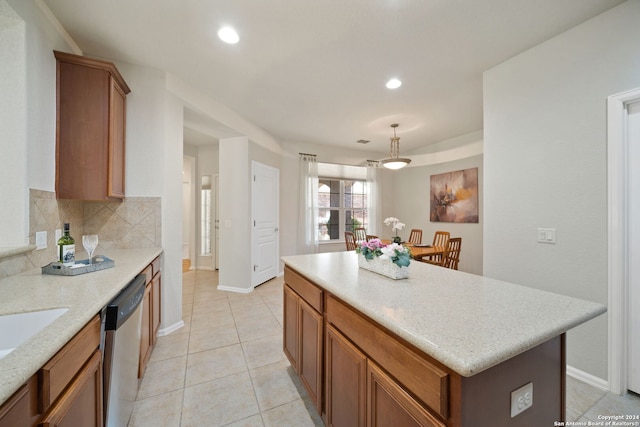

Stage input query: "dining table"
[{"left": 381, "top": 240, "right": 445, "bottom": 260}]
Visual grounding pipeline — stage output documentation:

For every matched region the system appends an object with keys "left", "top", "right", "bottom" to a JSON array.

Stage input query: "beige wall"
[
  {"left": 483, "top": 0, "right": 640, "bottom": 381},
  {"left": 0, "top": 189, "right": 161, "bottom": 281}
]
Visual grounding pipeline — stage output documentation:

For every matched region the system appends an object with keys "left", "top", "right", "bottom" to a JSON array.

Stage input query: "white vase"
[{"left": 358, "top": 254, "right": 410, "bottom": 280}]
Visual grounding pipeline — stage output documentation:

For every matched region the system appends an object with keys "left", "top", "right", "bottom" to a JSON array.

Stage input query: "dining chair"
[
  {"left": 408, "top": 229, "right": 422, "bottom": 244},
  {"left": 441, "top": 237, "right": 462, "bottom": 270},
  {"left": 354, "top": 227, "right": 367, "bottom": 242},
  {"left": 421, "top": 231, "right": 450, "bottom": 263},
  {"left": 345, "top": 231, "right": 357, "bottom": 251},
  {"left": 419, "top": 237, "right": 462, "bottom": 270},
  {"left": 366, "top": 234, "right": 379, "bottom": 241}
]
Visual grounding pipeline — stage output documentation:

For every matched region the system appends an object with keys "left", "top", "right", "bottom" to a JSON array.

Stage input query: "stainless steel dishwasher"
[{"left": 102, "top": 274, "right": 146, "bottom": 427}]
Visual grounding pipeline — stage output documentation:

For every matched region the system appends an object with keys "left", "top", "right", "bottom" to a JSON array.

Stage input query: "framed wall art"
[{"left": 430, "top": 167, "right": 479, "bottom": 223}]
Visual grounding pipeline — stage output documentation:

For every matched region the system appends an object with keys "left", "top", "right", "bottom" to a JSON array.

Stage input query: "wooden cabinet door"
[
  {"left": 108, "top": 78, "right": 126, "bottom": 199},
  {"left": 367, "top": 361, "right": 445, "bottom": 427},
  {"left": 299, "top": 298, "right": 323, "bottom": 413},
  {"left": 39, "top": 350, "right": 103, "bottom": 427},
  {"left": 326, "top": 324, "right": 366, "bottom": 427},
  {"left": 0, "top": 376, "right": 38, "bottom": 427},
  {"left": 283, "top": 285, "right": 299, "bottom": 371},
  {"left": 138, "top": 283, "right": 152, "bottom": 378},
  {"left": 151, "top": 272, "right": 161, "bottom": 345}
]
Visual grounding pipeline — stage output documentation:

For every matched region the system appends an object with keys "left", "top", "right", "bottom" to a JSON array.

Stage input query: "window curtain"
[
  {"left": 298, "top": 153, "right": 319, "bottom": 254},
  {"left": 366, "top": 160, "right": 382, "bottom": 236}
]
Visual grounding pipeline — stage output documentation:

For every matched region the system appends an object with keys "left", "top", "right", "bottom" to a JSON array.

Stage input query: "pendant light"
[{"left": 381, "top": 123, "right": 411, "bottom": 170}]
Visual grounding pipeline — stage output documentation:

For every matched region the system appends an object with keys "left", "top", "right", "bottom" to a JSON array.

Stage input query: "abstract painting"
[{"left": 430, "top": 167, "right": 479, "bottom": 223}]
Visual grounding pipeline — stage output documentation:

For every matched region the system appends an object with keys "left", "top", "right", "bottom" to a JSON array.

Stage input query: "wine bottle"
[{"left": 58, "top": 223, "right": 75, "bottom": 266}]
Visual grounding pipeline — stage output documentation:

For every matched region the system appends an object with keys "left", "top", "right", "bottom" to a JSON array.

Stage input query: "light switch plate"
[
  {"left": 55, "top": 229, "right": 62, "bottom": 242},
  {"left": 537, "top": 228, "right": 556, "bottom": 244}
]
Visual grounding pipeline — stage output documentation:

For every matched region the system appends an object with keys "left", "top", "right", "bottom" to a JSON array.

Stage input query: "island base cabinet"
[
  {"left": 283, "top": 285, "right": 299, "bottom": 371},
  {"left": 368, "top": 361, "right": 445, "bottom": 427},
  {"left": 299, "top": 298, "right": 323, "bottom": 413},
  {"left": 325, "top": 324, "right": 366, "bottom": 427},
  {"left": 283, "top": 283, "right": 323, "bottom": 413}
]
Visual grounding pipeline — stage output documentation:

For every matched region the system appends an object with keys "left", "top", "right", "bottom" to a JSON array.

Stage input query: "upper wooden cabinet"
[{"left": 54, "top": 50, "right": 131, "bottom": 201}]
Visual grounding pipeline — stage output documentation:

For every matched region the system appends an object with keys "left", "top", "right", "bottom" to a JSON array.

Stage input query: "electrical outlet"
[
  {"left": 511, "top": 382, "right": 533, "bottom": 417},
  {"left": 35, "top": 231, "right": 47, "bottom": 250}
]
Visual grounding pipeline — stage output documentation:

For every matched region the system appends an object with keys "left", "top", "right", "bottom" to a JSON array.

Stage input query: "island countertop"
[
  {"left": 0, "top": 247, "right": 162, "bottom": 406},
  {"left": 281, "top": 251, "right": 606, "bottom": 377}
]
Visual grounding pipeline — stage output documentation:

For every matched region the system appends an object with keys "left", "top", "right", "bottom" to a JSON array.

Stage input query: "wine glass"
[{"left": 82, "top": 235, "right": 99, "bottom": 265}]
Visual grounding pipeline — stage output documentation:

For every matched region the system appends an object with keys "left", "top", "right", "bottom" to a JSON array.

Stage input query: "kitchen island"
[{"left": 281, "top": 251, "right": 606, "bottom": 427}]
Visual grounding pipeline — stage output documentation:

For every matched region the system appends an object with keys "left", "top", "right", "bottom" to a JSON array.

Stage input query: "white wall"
[
  {"left": 1, "top": 0, "right": 69, "bottom": 246},
  {"left": 161, "top": 92, "right": 185, "bottom": 331},
  {"left": 483, "top": 0, "right": 640, "bottom": 382},
  {"left": 218, "top": 136, "right": 252, "bottom": 292}
]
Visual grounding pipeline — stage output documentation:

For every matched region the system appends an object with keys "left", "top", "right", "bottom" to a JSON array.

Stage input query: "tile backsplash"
[{"left": 0, "top": 189, "right": 161, "bottom": 280}]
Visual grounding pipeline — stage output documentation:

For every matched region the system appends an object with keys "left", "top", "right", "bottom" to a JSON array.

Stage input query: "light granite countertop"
[
  {"left": 281, "top": 251, "right": 606, "bottom": 377},
  {"left": 0, "top": 247, "right": 162, "bottom": 406}
]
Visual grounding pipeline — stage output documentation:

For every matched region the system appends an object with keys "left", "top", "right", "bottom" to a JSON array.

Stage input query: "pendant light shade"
[{"left": 381, "top": 124, "right": 411, "bottom": 170}]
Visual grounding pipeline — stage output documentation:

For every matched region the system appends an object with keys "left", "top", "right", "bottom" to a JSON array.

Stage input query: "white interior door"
[
  {"left": 251, "top": 161, "right": 279, "bottom": 287},
  {"left": 628, "top": 100, "right": 640, "bottom": 394}
]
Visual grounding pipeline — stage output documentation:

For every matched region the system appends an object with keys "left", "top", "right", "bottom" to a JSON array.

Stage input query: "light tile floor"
[{"left": 129, "top": 269, "right": 640, "bottom": 426}]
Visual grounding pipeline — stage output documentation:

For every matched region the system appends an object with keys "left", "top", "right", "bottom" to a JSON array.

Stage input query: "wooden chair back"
[
  {"left": 442, "top": 237, "right": 462, "bottom": 270},
  {"left": 421, "top": 231, "right": 450, "bottom": 263},
  {"left": 345, "top": 231, "right": 357, "bottom": 251},
  {"left": 408, "top": 229, "right": 422, "bottom": 244},
  {"left": 366, "top": 235, "right": 379, "bottom": 241},
  {"left": 354, "top": 227, "right": 367, "bottom": 242},
  {"left": 432, "top": 231, "right": 450, "bottom": 247}
]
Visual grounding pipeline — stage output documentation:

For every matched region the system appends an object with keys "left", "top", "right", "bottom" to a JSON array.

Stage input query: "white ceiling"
[{"left": 44, "top": 0, "right": 625, "bottom": 153}]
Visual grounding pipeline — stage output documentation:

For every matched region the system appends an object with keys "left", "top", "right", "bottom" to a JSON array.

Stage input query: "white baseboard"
[
  {"left": 217, "top": 284, "right": 253, "bottom": 294},
  {"left": 157, "top": 320, "right": 185, "bottom": 337},
  {"left": 567, "top": 365, "right": 609, "bottom": 392}
]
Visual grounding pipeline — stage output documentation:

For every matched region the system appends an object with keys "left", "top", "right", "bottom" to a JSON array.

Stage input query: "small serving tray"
[{"left": 42, "top": 255, "right": 114, "bottom": 276}]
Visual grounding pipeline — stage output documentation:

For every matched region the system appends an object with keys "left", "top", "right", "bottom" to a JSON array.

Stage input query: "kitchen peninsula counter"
[
  {"left": 281, "top": 251, "right": 606, "bottom": 426},
  {"left": 0, "top": 247, "right": 162, "bottom": 406}
]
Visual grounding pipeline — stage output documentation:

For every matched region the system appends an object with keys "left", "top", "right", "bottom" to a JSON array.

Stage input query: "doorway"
[
  {"left": 251, "top": 161, "right": 279, "bottom": 287},
  {"left": 607, "top": 87, "right": 640, "bottom": 395},
  {"left": 627, "top": 101, "right": 640, "bottom": 395}
]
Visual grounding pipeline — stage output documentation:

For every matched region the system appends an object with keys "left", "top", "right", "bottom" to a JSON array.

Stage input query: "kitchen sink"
[{"left": 0, "top": 308, "right": 68, "bottom": 359}]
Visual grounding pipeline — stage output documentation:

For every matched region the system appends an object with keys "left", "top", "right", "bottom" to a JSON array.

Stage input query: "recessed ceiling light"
[
  {"left": 386, "top": 78, "right": 402, "bottom": 89},
  {"left": 218, "top": 27, "right": 239, "bottom": 44}
]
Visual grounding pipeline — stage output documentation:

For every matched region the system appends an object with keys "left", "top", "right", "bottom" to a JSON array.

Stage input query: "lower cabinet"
[
  {"left": 39, "top": 351, "right": 103, "bottom": 427},
  {"left": 39, "top": 315, "right": 102, "bottom": 427},
  {"left": 367, "top": 361, "right": 445, "bottom": 427},
  {"left": 325, "top": 324, "right": 366, "bottom": 427},
  {"left": 139, "top": 256, "right": 162, "bottom": 378},
  {"left": 0, "top": 315, "right": 103, "bottom": 427},
  {"left": 283, "top": 284, "right": 323, "bottom": 413},
  {"left": 0, "top": 376, "right": 39, "bottom": 427},
  {"left": 283, "top": 267, "right": 324, "bottom": 414},
  {"left": 283, "top": 266, "right": 449, "bottom": 426}
]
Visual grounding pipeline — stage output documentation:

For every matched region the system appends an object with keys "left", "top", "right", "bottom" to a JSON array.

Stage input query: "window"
[{"left": 318, "top": 178, "right": 368, "bottom": 241}]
